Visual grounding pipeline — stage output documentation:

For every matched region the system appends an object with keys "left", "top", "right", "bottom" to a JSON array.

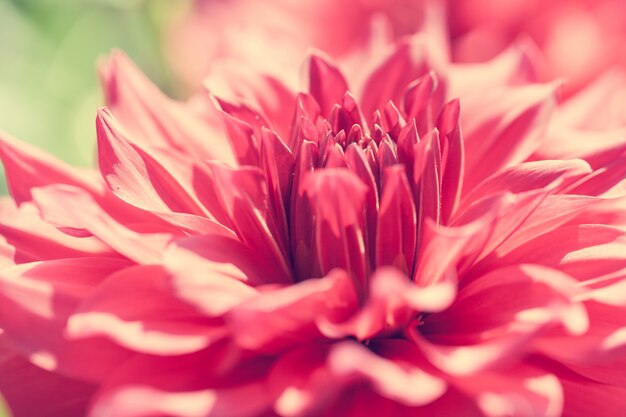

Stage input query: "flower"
[{"left": 2, "top": 28, "right": 626, "bottom": 417}]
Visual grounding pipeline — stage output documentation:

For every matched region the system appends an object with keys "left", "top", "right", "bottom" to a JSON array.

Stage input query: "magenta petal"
[
  {"left": 306, "top": 52, "right": 349, "bottom": 117},
  {"left": 97, "top": 108, "right": 208, "bottom": 217},
  {"left": 436, "top": 99, "right": 464, "bottom": 224},
  {"left": 318, "top": 267, "right": 455, "bottom": 341},
  {"left": 90, "top": 384, "right": 270, "bottom": 417},
  {"left": 0, "top": 344, "right": 95, "bottom": 417},
  {"left": 195, "top": 162, "right": 292, "bottom": 280},
  {"left": 359, "top": 37, "right": 434, "bottom": 119},
  {"left": 485, "top": 224, "right": 626, "bottom": 281},
  {"left": 463, "top": 159, "right": 592, "bottom": 207},
  {"left": 377, "top": 166, "right": 417, "bottom": 274},
  {"left": 303, "top": 169, "right": 369, "bottom": 289},
  {"left": 560, "top": 374, "right": 626, "bottom": 417},
  {"left": 451, "top": 364, "right": 564, "bottom": 417}
]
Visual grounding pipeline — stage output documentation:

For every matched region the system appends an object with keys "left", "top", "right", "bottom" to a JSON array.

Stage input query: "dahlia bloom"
[{"left": 2, "top": 29, "right": 626, "bottom": 417}]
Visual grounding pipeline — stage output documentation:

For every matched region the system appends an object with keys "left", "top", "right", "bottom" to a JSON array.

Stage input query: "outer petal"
[
  {"left": 0, "top": 131, "right": 102, "bottom": 205},
  {"left": 0, "top": 341, "right": 95, "bottom": 417},
  {"left": 461, "top": 83, "right": 558, "bottom": 191},
  {"left": 451, "top": 364, "right": 564, "bottom": 417},
  {"left": 480, "top": 224, "right": 626, "bottom": 281},
  {"left": 31, "top": 185, "right": 173, "bottom": 264},
  {"left": 318, "top": 267, "right": 455, "bottom": 341},
  {"left": 100, "top": 51, "right": 235, "bottom": 164},
  {"left": 88, "top": 348, "right": 273, "bottom": 417},
  {"left": 67, "top": 265, "right": 226, "bottom": 356},
  {"left": 96, "top": 109, "right": 234, "bottom": 238},
  {"left": 560, "top": 372, "right": 626, "bottom": 417},
  {"left": 359, "top": 35, "right": 437, "bottom": 120},
  {"left": 413, "top": 264, "right": 587, "bottom": 375},
  {"left": 0, "top": 258, "right": 133, "bottom": 382},
  {"left": 0, "top": 199, "right": 116, "bottom": 265}
]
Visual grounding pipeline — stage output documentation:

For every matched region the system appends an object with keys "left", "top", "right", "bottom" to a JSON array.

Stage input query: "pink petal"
[
  {"left": 203, "top": 60, "right": 295, "bottom": 140},
  {"left": 461, "top": 83, "right": 558, "bottom": 191},
  {"left": 463, "top": 159, "right": 592, "bottom": 207},
  {"left": 0, "top": 200, "right": 116, "bottom": 264},
  {"left": 413, "top": 265, "right": 587, "bottom": 375},
  {"left": 377, "top": 166, "right": 417, "bottom": 274},
  {"left": 194, "top": 162, "right": 292, "bottom": 280},
  {"left": 0, "top": 258, "right": 133, "bottom": 382},
  {"left": 302, "top": 169, "right": 369, "bottom": 289},
  {"left": 482, "top": 224, "right": 626, "bottom": 281},
  {"left": 100, "top": 50, "right": 235, "bottom": 164},
  {"left": 0, "top": 343, "right": 95, "bottom": 417},
  {"left": 0, "top": 131, "right": 102, "bottom": 205},
  {"left": 306, "top": 52, "right": 349, "bottom": 117},
  {"left": 164, "top": 235, "right": 270, "bottom": 316},
  {"left": 359, "top": 36, "right": 435, "bottom": 120},
  {"left": 318, "top": 267, "right": 455, "bottom": 341},
  {"left": 91, "top": 385, "right": 270, "bottom": 417},
  {"left": 31, "top": 185, "right": 172, "bottom": 264},
  {"left": 452, "top": 190, "right": 548, "bottom": 266},
  {"left": 451, "top": 364, "right": 564, "bottom": 417},
  {"left": 67, "top": 265, "right": 226, "bottom": 356},
  {"left": 436, "top": 99, "right": 464, "bottom": 224},
  {"left": 96, "top": 109, "right": 208, "bottom": 218},
  {"left": 560, "top": 371, "right": 626, "bottom": 417},
  {"left": 227, "top": 269, "right": 358, "bottom": 352}
]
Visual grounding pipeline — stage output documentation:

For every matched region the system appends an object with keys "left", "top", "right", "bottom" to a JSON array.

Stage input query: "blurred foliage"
[
  {"left": 0, "top": 0, "right": 192, "bottom": 194},
  {"left": 0, "top": 395, "right": 7, "bottom": 417}
]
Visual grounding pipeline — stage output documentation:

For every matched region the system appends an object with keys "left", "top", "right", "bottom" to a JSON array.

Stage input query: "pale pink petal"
[
  {"left": 164, "top": 235, "right": 268, "bottom": 316},
  {"left": 0, "top": 199, "right": 116, "bottom": 264},
  {"left": 100, "top": 51, "right": 236, "bottom": 164},
  {"left": 461, "top": 83, "right": 558, "bottom": 191},
  {"left": 31, "top": 185, "right": 173, "bottom": 264}
]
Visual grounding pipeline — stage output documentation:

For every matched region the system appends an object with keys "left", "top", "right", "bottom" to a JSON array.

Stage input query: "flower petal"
[
  {"left": 67, "top": 265, "right": 226, "bottom": 356},
  {"left": 100, "top": 50, "right": 235, "bottom": 164}
]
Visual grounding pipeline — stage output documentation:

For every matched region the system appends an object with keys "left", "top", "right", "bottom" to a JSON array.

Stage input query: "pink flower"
[{"left": 2, "top": 31, "right": 626, "bottom": 417}]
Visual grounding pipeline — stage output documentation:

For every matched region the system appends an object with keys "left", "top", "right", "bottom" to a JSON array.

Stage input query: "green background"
[{"left": 0, "top": 0, "right": 191, "bottom": 195}]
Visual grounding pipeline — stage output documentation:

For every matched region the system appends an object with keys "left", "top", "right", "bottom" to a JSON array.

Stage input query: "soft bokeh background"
[{"left": 0, "top": 0, "right": 191, "bottom": 195}]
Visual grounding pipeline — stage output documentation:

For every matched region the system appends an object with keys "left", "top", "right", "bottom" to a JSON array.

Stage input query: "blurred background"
[{"left": 0, "top": 0, "right": 191, "bottom": 194}]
